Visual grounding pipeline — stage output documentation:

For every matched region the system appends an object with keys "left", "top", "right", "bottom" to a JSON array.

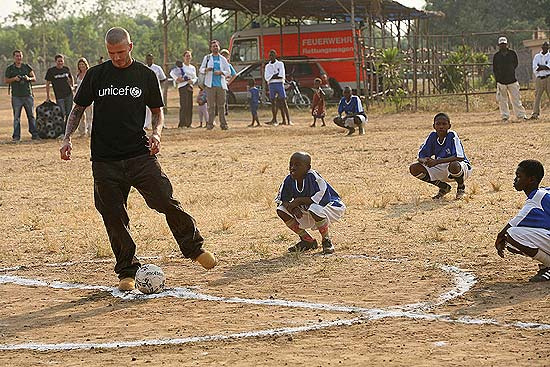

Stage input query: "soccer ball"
[{"left": 135, "top": 264, "right": 165, "bottom": 294}]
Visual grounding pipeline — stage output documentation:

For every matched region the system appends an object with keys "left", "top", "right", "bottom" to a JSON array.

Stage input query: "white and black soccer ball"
[{"left": 135, "top": 264, "right": 165, "bottom": 294}]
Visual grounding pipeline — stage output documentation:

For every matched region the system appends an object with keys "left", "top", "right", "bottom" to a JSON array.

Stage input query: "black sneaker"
[
  {"left": 432, "top": 184, "right": 452, "bottom": 200},
  {"left": 288, "top": 239, "right": 318, "bottom": 253},
  {"left": 322, "top": 238, "right": 335, "bottom": 254},
  {"left": 529, "top": 266, "right": 550, "bottom": 282}
]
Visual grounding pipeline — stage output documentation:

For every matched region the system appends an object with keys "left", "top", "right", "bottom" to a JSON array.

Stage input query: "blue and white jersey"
[
  {"left": 510, "top": 188, "right": 550, "bottom": 230},
  {"left": 418, "top": 130, "right": 470, "bottom": 165},
  {"left": 338, "top": 95, "right": 365, "bottom": 116},
  {"left": 276, "top": 169, "right": 343, "bottom": 207}
]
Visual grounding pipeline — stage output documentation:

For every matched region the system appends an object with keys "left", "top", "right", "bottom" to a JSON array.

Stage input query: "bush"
[{"left": 439, "top": 46, "right": 488, "bottom": 93}]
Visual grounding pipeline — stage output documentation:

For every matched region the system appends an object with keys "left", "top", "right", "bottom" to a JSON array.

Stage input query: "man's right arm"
[{"left": 60, "top": 104, "right": 86, "bottom": 160}]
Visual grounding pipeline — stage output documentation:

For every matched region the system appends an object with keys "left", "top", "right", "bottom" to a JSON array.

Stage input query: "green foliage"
[
  {"left": 439, "top": 46, "right": 488, "bottom": 93},
  {"left": 425, "top": 0, "right": 549, "bottom": 48},
  {"left": 375, "top": 47, "right": 406, "bottom": 110}
]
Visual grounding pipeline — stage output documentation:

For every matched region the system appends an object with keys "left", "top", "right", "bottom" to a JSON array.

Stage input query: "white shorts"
[
  {"left": 277, "top": 202, "right": 346, "bottom": 230},
  {"left": 344, "top": 115, "right": 367, "bottom": 128},
  {"left": 507, "top": 226, "right": 550, "bottom": 254},
  {"left": 422, "top": 161, "right": 472, "bottom": 183}
]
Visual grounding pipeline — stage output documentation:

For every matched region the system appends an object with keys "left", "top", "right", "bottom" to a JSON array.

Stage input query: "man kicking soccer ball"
[
  {"left": 275, "top": 151, "right": 345, "bottom": 254},
  {"left": 409, "top": 112, "right": 472, "bottom": 200},
  {"left": 59, "top": 27, "right": 216, "bottom": 291},
  {"left": 495, "top": 160, "right": 550, "bottom": 282}
]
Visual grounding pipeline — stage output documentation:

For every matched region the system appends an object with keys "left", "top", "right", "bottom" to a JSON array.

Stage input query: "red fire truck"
[{"left": 229, "top": 22, "right": 361, "bottom": 90}]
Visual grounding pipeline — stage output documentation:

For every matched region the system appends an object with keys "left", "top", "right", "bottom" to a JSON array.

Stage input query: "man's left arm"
[
  {"left": 149, "top": 108, "right": 164, "bottom": 155},
  {"left": 512, "top": 51, "right": 518, "bottom": 70}
]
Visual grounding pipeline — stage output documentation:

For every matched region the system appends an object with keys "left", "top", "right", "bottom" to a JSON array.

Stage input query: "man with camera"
[{"left": 4, "top": 50, "right": 39, "bottom": 142}]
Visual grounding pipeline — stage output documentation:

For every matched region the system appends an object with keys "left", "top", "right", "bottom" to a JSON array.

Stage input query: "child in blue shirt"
[
  {"left": 247, "top": 79, "right": 260, "bottom": 127},
  {"left": 333, "top": 86, "right": 367, "bottom": 135},
  {"left": 276, "top": 152, "right": 346, "bottom": 254},
  {"left": 495, "top": 160, "right": 550, "bottom": 282},
  {"left": 409, "top": 112, "right": 472, "bottom": 200}
]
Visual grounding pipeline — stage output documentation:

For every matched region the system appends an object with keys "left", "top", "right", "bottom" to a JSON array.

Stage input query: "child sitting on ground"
[
  {"left": 333, "top": 86, "right": 367, "bottom": 135},
  {"left": 310, "top": 77, "right": 326, "bottom": 127},
  {"left": 495, "top": 160, "right": 550, "bottom": 282},
  {"left": 409, "top": 112, "right": 472, "bottom": 200},
  {"left": 275, "top": 152, "right": 346, "bottom": 254},
  {"left": 196, "top": 86, "right": 208, "bottom": 128},
  {"left": 247, "top": 79, "right": 260, "bottom": 127}
]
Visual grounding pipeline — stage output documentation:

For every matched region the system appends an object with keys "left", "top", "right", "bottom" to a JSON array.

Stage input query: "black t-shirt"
[
  {"left": 74, "top": 60, "right": 164, "bottom": 162},
  {"left": 45, "top": 66, "right": 73, "bottom": 98},
  {"left": 492, "top": 49, "right": 518, "bottom": 85}
]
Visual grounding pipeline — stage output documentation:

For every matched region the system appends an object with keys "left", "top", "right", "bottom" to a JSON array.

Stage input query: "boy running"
[
  {"left": 409, "top": 112, "right": 472, "bottom": 200},
  {"left": 275, "top": 152, "right": 345, "bottom": 254},
  {"left": 495, "top": 160, "right": 550, "bottom": 282}
]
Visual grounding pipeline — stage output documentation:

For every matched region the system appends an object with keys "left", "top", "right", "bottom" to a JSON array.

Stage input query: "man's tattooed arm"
[
  {"left": 151, "top": 107, "right": 164, "bottom": 137},
  {"left": 63, "top": 104, "right": 86, "bottom": 141},
  {"left": 149, "top": 107, "right": 163, "bottom": 155}
]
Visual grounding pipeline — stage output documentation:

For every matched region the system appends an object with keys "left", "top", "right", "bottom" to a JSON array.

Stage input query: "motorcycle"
[{"left": 285, "top": 78, "right": 311, "bottom": 110}]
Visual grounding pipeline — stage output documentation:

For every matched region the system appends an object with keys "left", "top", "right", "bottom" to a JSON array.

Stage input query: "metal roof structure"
[{"left": 190, "top": 0, "right": 441, "bottom": 21}]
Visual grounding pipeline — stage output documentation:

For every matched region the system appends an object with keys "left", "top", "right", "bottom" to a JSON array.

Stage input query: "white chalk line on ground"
[{"left": 0, "top": 256, "right": 549, "bottom": 351}]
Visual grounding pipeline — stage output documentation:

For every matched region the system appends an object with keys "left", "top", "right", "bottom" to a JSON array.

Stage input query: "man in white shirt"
[
  {"left": 144, "top": 53, "right": 167, "bottom": 128},
  {"left": 199, "top": 40, "right": 231, "bottom": 130},
  {"left": 531, "top": 41, "right": 550, "bottom": 120},
  {"left": 264, "top": 50, "right": 292, "bottom": 126}
]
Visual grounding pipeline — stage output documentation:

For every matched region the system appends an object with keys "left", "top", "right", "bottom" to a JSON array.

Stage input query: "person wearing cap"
[
  {"left": 530, "top": 41, "right": 550, "bottom": 120},
  {"left": 493, "top": 36, "right": 528, "bottom": 122}
]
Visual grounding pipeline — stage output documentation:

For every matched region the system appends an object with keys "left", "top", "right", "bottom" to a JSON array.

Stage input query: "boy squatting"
[
  {"left": 409, "top": 112, "right": 472, "bottom": 200},
  {"left": 495, "top": 160, "right": 550, "bottom": 282},
  {"left": 275, "top": 152, "right": 345, "bottom": 254}
]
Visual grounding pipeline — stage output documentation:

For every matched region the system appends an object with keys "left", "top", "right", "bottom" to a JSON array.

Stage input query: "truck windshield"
[{"left": 231, "top": 39, "right": 258, "bottom": 63}]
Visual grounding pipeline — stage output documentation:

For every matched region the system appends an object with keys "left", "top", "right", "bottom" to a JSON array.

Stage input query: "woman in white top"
[
  {"left": 74, "top": 57, "right": 92, "bottom": 137},
  {"left": 170, "top": 50, "right": 197, "bottom": 128}
]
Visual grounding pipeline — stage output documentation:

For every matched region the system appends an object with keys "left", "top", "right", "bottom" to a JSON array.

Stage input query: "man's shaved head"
[
  {"left": 290, "top": 151, "right": 311, "bottom": 165},
  {"left": 105, "top": 27, "right": 131, "bottom": 45}
]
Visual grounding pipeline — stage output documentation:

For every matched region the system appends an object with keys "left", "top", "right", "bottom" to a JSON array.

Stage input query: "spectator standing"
[
  {"left": 170, "top": 50, "right": 197, "bottom": 128},
  {"left": 45, "top": 54, "right": 74, "bottom": 124},
  {"left": 492, "top": 36, "right": 528, "bottom": 122},
  {"left": 4, "top": 50, "right": 39, "bottom": 141},
  {"left": 264, "top": 49, "right": 292, "bottom": 126},
  {"left": 220, "top": 49, "right": 237, "bottom": 116},
  {"left": 144, "top": 53, "right": 167, "bottom": 129},
  {"left": 530, "top": 41, "right": 550, "bottom": 120},
  {"left": 199, "top": 40, "right": 231, "bottom": 130},
  {"left": 75, "top": 57, "right": 93, "bottom": 137}
]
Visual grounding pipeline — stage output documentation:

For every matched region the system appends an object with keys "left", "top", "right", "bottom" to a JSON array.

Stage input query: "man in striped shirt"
[{"left": 495, "top": 160, "right": 550, "bottom": 282}]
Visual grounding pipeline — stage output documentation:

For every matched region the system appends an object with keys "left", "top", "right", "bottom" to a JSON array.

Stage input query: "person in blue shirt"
[
  {"left": 247, "top": 79, "right": 260, "bottom": 127},
  {"left": 409, "top": 112, "right": 472, "bottom": 200},
  {"left": 495, "top": 160, "right": 550, "bottom": 282},
  {"left": 333, "top": 86, "right": 367, "bottom": 136},
  {"left": 275, "top": 152, "right": 346, "bottom": 254}
]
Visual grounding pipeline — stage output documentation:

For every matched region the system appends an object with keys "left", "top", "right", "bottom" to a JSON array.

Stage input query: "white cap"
[{"left": 498, "top": 36, "right": 508, "bottom": 44}]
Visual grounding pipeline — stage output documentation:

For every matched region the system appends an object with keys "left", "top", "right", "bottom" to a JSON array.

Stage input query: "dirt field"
[{"left": 1, "top": 88, "right": 549, "bottom": 366}]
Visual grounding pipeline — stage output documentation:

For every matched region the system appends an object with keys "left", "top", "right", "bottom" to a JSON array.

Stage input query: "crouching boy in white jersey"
[
  {"left": 495, "top": 160, "right": 550, "bottom": 282},
  {"left": 276, "top": 152, "right": 346, "bottom": 254},
  {"left": 409, "top": 112, "right": 472, "bottom": 200}
]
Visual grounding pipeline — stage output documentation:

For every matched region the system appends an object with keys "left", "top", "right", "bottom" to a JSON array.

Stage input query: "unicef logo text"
[{"left": 98, "top": 85, "right": 143, "bottom": 98}]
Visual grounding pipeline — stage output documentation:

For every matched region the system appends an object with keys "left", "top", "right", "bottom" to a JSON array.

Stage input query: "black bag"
[{"left": 36, "top": 101, "right": 65, "bottom": 139}]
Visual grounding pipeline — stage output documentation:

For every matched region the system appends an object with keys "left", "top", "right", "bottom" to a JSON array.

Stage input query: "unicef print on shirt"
[{"left": 74, "top": 60, "right": 163, "bottom": 162}]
